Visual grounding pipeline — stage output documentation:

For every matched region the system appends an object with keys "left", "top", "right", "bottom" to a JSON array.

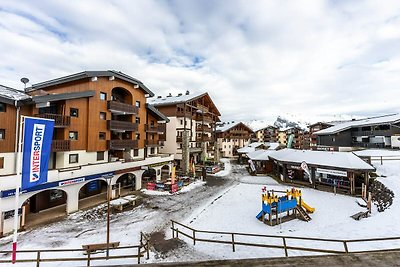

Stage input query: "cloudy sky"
[{"left": 1, "top": 0, "right": 400, "bottom": 123}]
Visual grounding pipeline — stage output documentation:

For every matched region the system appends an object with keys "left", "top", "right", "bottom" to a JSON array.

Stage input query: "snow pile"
[{"left": 179, "top": 180, "right": 207, "bottom": 193}]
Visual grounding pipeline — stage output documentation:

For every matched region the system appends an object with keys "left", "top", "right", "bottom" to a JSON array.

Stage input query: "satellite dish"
[{"left": 20, "top": 77, "right": 29, "bottom": 84}]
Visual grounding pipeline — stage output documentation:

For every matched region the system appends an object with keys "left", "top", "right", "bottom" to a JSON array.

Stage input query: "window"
[
  {"left": 0, "top": 157, "right": 3, "bottom": 169},
  {"left": 180, "top": 120, "right": 183, "bottom": 125},
  {"left": 136, "top": 133, "right": 140, "bottom": 140},
  {"left": 0, "top": 103, "right": 6, "bottom": 112},
  {"left": 69, "top": 131, "right": 78, "bottom": 140},
  {"left": 136, "top": 117, "right": 140, "bottom": 124},
  {"left": 99, "top": 132, "right": 106, "bottom": 140},
  {"left": 70, "top": 108, "right": 79, "bottom": 117},
  {"left": 100, "top": 112, "right": 106, "bottom": 120},
  {"left": 100, "top": 92, "right": 107, "bottom": 101},
  {"left": 150, "top": 147, "right": 155, "bottom": 154},
  {"left": 97, "top": 151, "right": 105, "bottom": 161},
  {"left": 133, "top": 149, "right": 139, "bottom": 157},
  {"left": 69, "top": 154, "right": 79, "bottom": 164},
  {"left": 0, "top": 129, "right": 5, "bottom": 140},
  {"left": 135, "top": 101, "right": 140, "bottom": 108}
]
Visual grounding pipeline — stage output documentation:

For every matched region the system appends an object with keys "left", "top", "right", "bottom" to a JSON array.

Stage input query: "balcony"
[
  {"left": 107, "top": 101, "right": 138, "bottom": 115},
  {"left": 196, "top": 135, "right": 213, "bottom": 142},
  {"left": 195, "top": 114, "right": 214, "bottom": 123},
  {"left": 196, "top": 125, "right": 213, "bottom": 132},
  {"left": 145, "top": 124, "right": 166, "bottom": 134},
  {"left": 145, "top": 139, "right": 160, "bottom": 147},
  {"left": 51, "top": 140, "right": 70, "bottom": 152},
  {"left": 108, "top": 139, "right": 138, "bottom": 150},
  {"left": 37, "top": 113, "right": 70, "bottom": 128},
  {"left": 107, "top": 120, "right": 138, "bottom": 132}
]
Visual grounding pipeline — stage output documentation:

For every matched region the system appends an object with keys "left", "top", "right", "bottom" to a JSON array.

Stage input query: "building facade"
[
  {"left": 308, "top": 122, "right": 333, "bottom": 149},
  {"left": 149, "top": 92, "right": 221, "bottom": 169},
  {"left": 0, "top": 71, "right": 174, "bottom": 236},
  {"left": 216, "top": 122, "right": 254, "bottom": 157},
  {"left": 316, "top": 114, "right": 400, "bottom": 150}
]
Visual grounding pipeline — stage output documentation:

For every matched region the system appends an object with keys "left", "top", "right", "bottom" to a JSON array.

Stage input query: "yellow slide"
[{"left": 300, "top": 201, "right": 315, "bottom": 213}]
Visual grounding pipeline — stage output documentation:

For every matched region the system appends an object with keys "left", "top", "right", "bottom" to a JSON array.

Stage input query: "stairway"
[{"left": 295, "top": 206, "right": 312, "bottom": 222}]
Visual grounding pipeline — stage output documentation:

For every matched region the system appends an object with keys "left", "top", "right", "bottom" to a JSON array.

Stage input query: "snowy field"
[{"left": 1, "top": 158, "right": 399, "bottom": 265}]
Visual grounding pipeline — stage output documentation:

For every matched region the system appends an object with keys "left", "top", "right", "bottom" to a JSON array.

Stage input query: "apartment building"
[
  {"left": 149, "top": 92, "right": 221, "bottom": 167},
  {"left": 308, "top": 122, "right": 333, "bottom": 149},
  {"left": 216, "top": 122, "right": 254, "bottom": 157},
  {"left": 258, "top": 126, "right": 278, "bottom": 143},
  {"left": 0, "top": 71, "right": 174, "bottom": 236},
  {"left": 316, "top": 114, "right": 400, "bottom": 150}
]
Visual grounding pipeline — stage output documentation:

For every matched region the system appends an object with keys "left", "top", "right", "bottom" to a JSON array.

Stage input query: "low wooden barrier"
[
  {"left": 0, "top": 232, "right": 150, "bottom": 266},
  {"left": 171, "top": 220, "right": 400, "bottom": 257}
]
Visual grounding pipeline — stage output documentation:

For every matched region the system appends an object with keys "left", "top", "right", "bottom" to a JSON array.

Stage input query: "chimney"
[
  {"left": 178, "top": 93, "right": 183, "bottom": 97},
  {"left": 167, "top": 93, "right": 172, "bottom": 97},
  {"left": 157, "top": 96, "right": 162, "bottom": 99},
  {"left": 185, "top": 90, "right": 190, "bottom": 95}
]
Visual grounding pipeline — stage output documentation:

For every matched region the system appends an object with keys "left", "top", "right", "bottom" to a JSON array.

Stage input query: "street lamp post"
[{"left": 102, "top": 174, "right": 113, "bottom": 260}]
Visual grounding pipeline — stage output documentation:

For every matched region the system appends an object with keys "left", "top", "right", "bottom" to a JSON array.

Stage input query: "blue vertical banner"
[{"left": 21, "top": 117, "right": 55, "bottom": 190}]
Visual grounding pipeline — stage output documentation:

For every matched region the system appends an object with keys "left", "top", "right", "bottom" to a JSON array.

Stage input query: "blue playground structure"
[{"left": 256, "top": 188, "right": 314, "bottom": 226}]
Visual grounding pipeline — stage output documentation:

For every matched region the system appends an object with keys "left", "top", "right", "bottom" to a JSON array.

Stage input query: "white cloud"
[{"left": 1, "top": 0, "right": 400, "bottom": 123}]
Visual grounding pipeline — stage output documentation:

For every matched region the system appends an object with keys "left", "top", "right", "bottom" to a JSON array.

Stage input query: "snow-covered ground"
[{"left": 1, "top": 158, "right": 399, "bottom": 265}]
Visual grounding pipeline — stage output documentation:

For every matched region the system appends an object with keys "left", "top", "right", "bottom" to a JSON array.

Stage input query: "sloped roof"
[
  {"left": 146, "top": 104, "right": 170, "bottom": 123},
  {"left": 27, "top": 70, "right": 154, "bottom": 97},
  {"left": 353, "top": 149, "right": 400, "bottom": 157},
  {"left": 149, "top": 92, "right": 221, "bottom": 116},
  {"left": 0, "top": 84, "right": 31, "bottom": 105},
  {"left": 216, "top": 121, "right": 254, "bottom": 133},
  {"left": 268, "top": 149, "right": 375, "bottom": 171},
  {"left": 247, "top": 149, "right": 277, "bottom": 161},
  {"left": 315, "top": 114, "right": 400, "bottom": 135}
]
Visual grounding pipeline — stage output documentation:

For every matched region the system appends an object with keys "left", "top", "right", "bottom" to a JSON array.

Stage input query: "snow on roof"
[
  {"left": 148, "top": 92, "right": 204, "bottom": 106},
  {"left": 353, "top": 149, "right": 400, "bottom": 157},
  {"left": 0, "top": 85, "right": 30, "bottom": 101},
  {"left": 268, "top": 142, "right": 280, "bottom": 150},
  {"left": 268, "top": 149, "right": 375, "bottom": 171},
  {"left": 315, "top": 114, "right": 400, "bottom": 135},
  {"left": 237, "top": 142, "right": 278, "bottom": 153},
  {"left": 249, "top": 142, "right": 264, "bottom": 148},
  {"left": 216, "top": 122, "right": 241, "bottom": 132},
  {"left": 247, "top": 149, "right": 277, "bottom": 161},
  {"left": 237, "top": 146, "right": 256, "bottom": 154}
]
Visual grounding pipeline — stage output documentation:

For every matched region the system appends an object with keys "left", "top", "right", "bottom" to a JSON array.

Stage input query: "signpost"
[{"left": 12, "top": 116, "right": 54, "bottom": 264}]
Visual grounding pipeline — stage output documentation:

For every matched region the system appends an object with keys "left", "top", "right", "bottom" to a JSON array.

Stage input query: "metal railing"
[
  {"left": 0, "top": 232, "right": 150, "bottom": 266},
  {"left": 170, "top": 220, "right": 400, "bottom": 257},
  {"left": 107, "top": 100, "right": 138, "bottom": 115},
  {"left": 36, "top": 113, "right": 70, "bottom": 127},
  {"left": 51, "top": 140, "right": 71, "bottom": 152}
]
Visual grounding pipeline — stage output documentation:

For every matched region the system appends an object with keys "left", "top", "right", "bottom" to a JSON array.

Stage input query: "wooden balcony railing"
[
  {"left": 145, "top": 139, "right": 160, "bottom": 147},
  {"left": 107, "top": 101, "right": 138, "bottom": 115},
  {"left": 51, "top": 140, "right": 70, "bottom": 152},
  {"left": 196, "top": 125, "right": 213, "bottom": 132},
  {"left": 107, "top": 120, "right": 138, "bottom": 132},
  {"left": 108, "top": 139, "right": 138, "bottom": 150},
  {"left": 36, "top": 114, "right": 70, "bottom": 127}
]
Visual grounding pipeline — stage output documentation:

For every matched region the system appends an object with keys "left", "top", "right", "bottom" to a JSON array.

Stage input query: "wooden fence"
[
  {"left": 171, "top": 220, "right": 400, "bottom": 257},
  {"left": 0, "top": 232, "right": 150, "bottom": 266}
]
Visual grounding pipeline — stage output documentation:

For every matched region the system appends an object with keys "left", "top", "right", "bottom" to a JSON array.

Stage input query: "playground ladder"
[{"left": 295, "top": 206, "right": 312, "bottom": 222}]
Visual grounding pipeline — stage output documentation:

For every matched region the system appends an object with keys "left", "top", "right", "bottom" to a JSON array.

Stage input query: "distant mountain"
[{"left": 273, "top": 115, "right": 308, "bottom": 130}]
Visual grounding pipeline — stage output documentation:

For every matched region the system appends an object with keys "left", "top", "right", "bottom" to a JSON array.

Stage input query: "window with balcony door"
[
  {"left": 97, "top": 151, "right": 105, "bottom": 161},
  {"left": 133, "top": 149, "right": 139, "bottom": 156},
  {"left": 0, "top": 103, "right": 6, "bottom": 112},
  {"left": 69, "top": 131, "right": 78, "bottom": 140},
  {"left": 135, "top": 101, "right": 140, "bottom": 108},
  {"left": 100, "top": 112, "right": 106, "bottom": 120},
  {"left": 136, "top": 117, "right": 140, "bottom": 124},
  {"left": 69, "top": 154, "right": 79, "bottom": 164},
  {"left": 70, "top": 108, "right": 79, "bottom": 117},
  {"left": 0, "top": 129, "right": 5, "bottom": 140},
  {"left": 136, "top": 133, "right": 140, "bottom": 140},
  {"left": 0, "top": 157, "right": 4, "bottom": 169},
  {"left": 100, "top": 92, "right": 107, "bottom": 101}
]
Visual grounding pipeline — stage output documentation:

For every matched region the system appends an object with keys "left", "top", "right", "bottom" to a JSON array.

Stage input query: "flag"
[
  {"left": 171, "top": 166, "right": 176, "bottom": 184},
  {"left": 21, "top": 117, "right": 54, "bottom": 190}
]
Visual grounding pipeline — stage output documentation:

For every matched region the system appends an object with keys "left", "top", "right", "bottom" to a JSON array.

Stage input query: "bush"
[{"left": 369, "top": 180, "right": 394, "bottom": 212}]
